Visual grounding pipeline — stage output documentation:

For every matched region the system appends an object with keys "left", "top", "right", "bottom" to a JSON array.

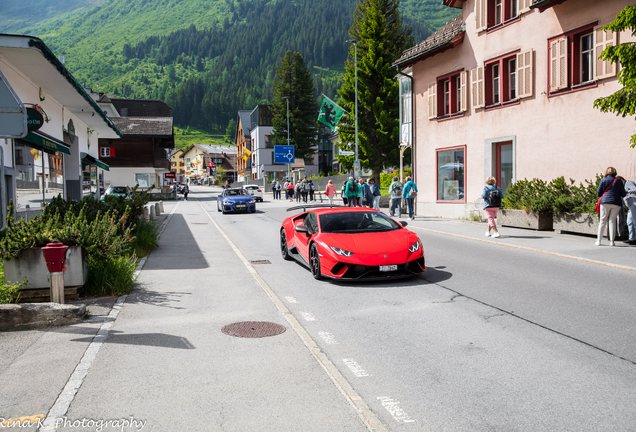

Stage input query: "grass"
[
  {"left": 174, "top": 126, "right": 232, "bottom": 150},
  {"left": 131, "top": 218, "right": 160, "bottom": 257},
  {"left": 84, "top": 254, "right": 138, "bottom": 297}
]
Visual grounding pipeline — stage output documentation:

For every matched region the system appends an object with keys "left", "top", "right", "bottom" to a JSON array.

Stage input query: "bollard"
[
  {"left": 160, "top": 200, "right": 165, "bottom": 213},
  {"left": 143, "top": 206, "right": 149, "bottom": 221},
  {"left": 149, "top": 205, "right": 156, "bottom": 220},
  {"left": 155, "top": 202, "right": 161, "bottom": 215},
  {"left": 41, "top": 242, "right": 69, "bottom": 304}
]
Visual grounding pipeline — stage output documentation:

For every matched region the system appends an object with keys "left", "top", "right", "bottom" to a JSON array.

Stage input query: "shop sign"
[
  {"left": 165, "top": 172, "right": 176, "bottom": 179},
  {"left": 26, "top": 108, "right": 44, "bottom": 132}
]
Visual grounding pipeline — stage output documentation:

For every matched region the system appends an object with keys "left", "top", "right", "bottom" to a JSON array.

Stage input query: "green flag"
[{"left": 317, "top": 95, "right": 346, "bottom": 132}]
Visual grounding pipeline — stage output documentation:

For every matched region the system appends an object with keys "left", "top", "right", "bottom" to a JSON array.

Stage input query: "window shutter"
[
  {"left": 475, "top": 0, "right": 487, "bottom": 32},
  {"left": 519, "top": 0, "right": 532, "bottom": 14},
  {"left": 471, "top": 66, "right": 485, "bottom": 109},
  {"left": 517, "top": 49, "right": 534, "bottom": 98},
  {"left": 550, "top": 37, "right": 568, "bottom": 91},
  {"left": 460, "top": 71, "right": 468, "bottom": 112},
  {"left": 110, "top": 147, "right": 116, "bottom": 157},
  {"left": 595, "top": 26, "right": 617, "bottom": 80},
  {"left": 428, "top": 82, "right": 437, "bottom": 120}
]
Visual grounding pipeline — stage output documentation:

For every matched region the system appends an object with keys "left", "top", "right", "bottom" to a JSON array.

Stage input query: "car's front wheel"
[
  {"left": 217, "top": 201, "right": 221, "bottom": 212},
  {"left": 309, "top": 243, "right": 323, "bottom": 280},
  {"left": 280, "top": 230, "right": 292, "bottom": 261}
]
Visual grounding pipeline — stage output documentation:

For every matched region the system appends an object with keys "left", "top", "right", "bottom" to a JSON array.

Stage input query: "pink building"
[{"left": 393, "top": 0, "right": 636, "bottom": 219}]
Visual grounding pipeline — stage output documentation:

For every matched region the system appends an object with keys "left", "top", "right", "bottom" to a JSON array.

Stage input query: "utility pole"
[{"left": 346, "top": 39, "right": 359, "bottom": 178}]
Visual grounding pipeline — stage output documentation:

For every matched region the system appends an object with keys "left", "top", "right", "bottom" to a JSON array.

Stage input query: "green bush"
[
  {"left": 0, "top": 261, "right": 26, "bottom": 304},
  {"left": 131, "top": 219, "right": 159, "bottom": 257},
  {"left": 84, "top": 254, "right": 137, "bottom": 296}
]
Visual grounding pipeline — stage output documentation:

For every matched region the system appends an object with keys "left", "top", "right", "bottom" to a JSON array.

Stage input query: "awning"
[
  {"left": 23, "top": 131, "right": 71, "bottom": 155},
  {"left": 81, "top": 152, "right": 110, "bottom": 171}
]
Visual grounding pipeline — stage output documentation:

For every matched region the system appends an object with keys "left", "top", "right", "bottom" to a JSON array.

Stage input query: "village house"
[{"left": 393, "top": 0, "right": 636, "bottom": 219}]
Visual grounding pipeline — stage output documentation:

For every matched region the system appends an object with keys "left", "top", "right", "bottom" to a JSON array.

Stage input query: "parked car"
[
  {"left": 244, "top": 184, "right": 264, "bottom": 202},
  {"left": 280, "top": 205, "right": 425, "bottom": 280},
  {"left": 217, "top": 188, "right": 256, "bottom": 214},
  {"left": 101, "top": 185, "right": 132, "bottom": 200}
]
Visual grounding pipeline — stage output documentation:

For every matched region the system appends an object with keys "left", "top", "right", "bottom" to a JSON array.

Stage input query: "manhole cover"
[
  {"left": 221, "top": 321, "right": 286, "bottom": 338},
  {"left": 250, "top": 260, "right": 271, "bottom": 264}
]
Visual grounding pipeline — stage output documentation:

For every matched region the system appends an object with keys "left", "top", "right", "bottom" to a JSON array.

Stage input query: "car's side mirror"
[
  {"left": 295, "top": 225, "right": 309, "bottom": 234},
  {"left": 400, "top": 221, "right": 408, "bottom": 227}
]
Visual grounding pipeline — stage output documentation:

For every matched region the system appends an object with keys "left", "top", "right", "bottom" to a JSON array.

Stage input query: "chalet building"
[
  {"left": 393, "top": 0, "right": 636, "bottom": 219},
  {"left": 181, "top": 144, "right": 236, "bottom": 183},
  {"left": 0, "top": 34, "right": 120, "bottom": 223},
  {"left": 96, "top": 97, "right": 174, "bottom": 191},
  {"left": 235, "top": 110, "right": 252, "bottom": 181}
]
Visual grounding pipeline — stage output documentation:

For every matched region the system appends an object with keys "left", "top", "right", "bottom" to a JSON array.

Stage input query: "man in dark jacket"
[{"left": 596, "top": 167, "right": 626, "bottom": 246}]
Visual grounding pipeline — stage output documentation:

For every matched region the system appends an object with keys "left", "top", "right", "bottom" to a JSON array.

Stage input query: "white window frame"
[
  {"left": 492, "top": 63, "right": 500, "bottom": 104},
  {"left": 135, "top": 173, "right": 150, "bottom": 188},
  {"left": 580, "top": 32, "right": 594, "bottom": 84},
  {"left": 100, "top": 147, "right": 111, "bottom": 157}
]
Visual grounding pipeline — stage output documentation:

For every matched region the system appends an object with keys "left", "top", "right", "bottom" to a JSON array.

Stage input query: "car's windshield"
[
  {"left": 245, "top": 186, "right": 258, "bottom": 190},
  {"left": 225, "top": 189, "right": 247, "bottom": 196},
  {"left": 108, "top": 187, "right": 128, "bottom": 194},
  {"left": 319, "top": 211, "right": 402, "bottom": 233}
]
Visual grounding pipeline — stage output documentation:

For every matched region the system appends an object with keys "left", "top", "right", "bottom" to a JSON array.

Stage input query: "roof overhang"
[
  {"left": 530, "top": 0, "right": 569, "bottom": 12},
  {"left": 443, "top": 0, "right": 465, "bottom": 8},
  {"left": 393, "top": 30, "right": 465, "bottom": 70},
  {"left": 0, "top": 34, "right": 122, "bottom": 139}
]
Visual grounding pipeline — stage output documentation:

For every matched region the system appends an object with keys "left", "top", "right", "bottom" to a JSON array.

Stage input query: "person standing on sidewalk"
[
  {"left": 402, "top": 176, "right": 418, "bottom": 220},
  {"left": 369, "top": 178, "right": 381, "bottom": 210},
  {"left": 325, "top": 180, "right": 337, "bottom": 206},
  {"left": 345, "top": 177, "right": 360, "bottom": 207},
  {"left": 183, "top": 183, "right": 190, "bottom": 201},
  {"left": 359, "top": 178, "right": 371, "bottom": 207},
  {"left": 596, "top": 167, "right": 626, "bottom": 246},
  {"left": 389, "top": 176, "right": 403, "bottom": 217},
  {"left": 308, "top": 179, "right": 315, "bottom": 201},
  {"left": 341, "top": 181, "right": 348, "bottom": 206},
  {"left": 622, "top": 176, "right": 636, "bottom": 245},
  {"left": 482, "top": 176, "right": 503, "bottom": 238},
  {"left": 288, "top": 181, "right": 295, "bottom": 202}
]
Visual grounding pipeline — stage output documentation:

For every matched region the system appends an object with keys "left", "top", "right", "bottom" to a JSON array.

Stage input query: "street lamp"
[
  {"left": 282, "top": 96, "right": 291, "bottom": 180},
  {"left": 346, "top": 39, "right": 359, "bottom": 178}
]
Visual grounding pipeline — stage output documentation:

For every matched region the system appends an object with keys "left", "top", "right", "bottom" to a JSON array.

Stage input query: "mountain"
[{"left": 1, "top": 0, "right": 458, "bottom": 133}]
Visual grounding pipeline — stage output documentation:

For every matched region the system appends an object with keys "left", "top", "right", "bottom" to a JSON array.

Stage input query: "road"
[{"left": 1, "top": 185, "right": 635, "bottom": 432}]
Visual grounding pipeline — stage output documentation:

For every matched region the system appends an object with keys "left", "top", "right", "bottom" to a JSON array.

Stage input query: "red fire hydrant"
[{"left": 41, "top": 242, "right": 69, "bottom": 304}]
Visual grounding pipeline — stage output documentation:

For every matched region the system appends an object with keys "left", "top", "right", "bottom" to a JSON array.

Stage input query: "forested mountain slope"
[{"left": 2, "top": 0, "right": 458, "bottom": 132}]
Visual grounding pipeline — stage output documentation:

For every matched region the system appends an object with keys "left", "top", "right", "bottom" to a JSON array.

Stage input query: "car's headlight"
[
  {"left": 330, "top": 246, "right": 354, "bottom": 257},
  {"left": 409, "top": 240, "right": 421, "bottom": 253},
  {"left": 248, "top": 199, "right": 255, "bottom": 203}
]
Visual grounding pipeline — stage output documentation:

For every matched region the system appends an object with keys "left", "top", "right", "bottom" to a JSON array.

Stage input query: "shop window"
[
  {"left": 436, "top": 146, "right": 466, "bottom": 203},
  {"left": 476, "top": 0, "right": 531, "bottom": 32},
  {"left": 549, "top": 24, "right": 616, "bottom": 94},
  {"left": 472, "top": 49, "right": 533, "bottom": 109},
  {"left": 135, "top": 173, "right": 150, "bottom": 188},
  {"left": 428, "top": 70, "right": 467, "bottom": 120}
]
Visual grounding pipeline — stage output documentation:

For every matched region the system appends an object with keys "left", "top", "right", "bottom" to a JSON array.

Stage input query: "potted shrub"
[
  {"left": 552, "top": 175, "right": 601, "bottom": 235},
  {"left": 499, "top": 178, "right": 554, "bottom": 230}
]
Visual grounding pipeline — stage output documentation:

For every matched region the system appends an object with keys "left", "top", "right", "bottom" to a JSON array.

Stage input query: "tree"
[
  {"left": 271, "top": 51, "right": 319, "bottom": 159},
  {"left": 338, "top": 0, "right": 414, "bottom": 179},
  {"left": 225, "top": 119, "right": 237, "bottom": 143},
  {"left": 593, "top": 5, "right": 636, "bottom": 147}
]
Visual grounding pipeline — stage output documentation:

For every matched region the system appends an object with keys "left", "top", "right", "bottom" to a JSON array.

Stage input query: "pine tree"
[
  {"left": 338, "top": 0, "right": 414, "bottom": 179},
  {"left": 272, "top": 51, "right": 319, "bottom": 159}
]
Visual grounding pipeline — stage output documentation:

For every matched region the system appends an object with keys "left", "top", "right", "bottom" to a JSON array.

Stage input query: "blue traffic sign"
[{"left": 274, "top": 145, "right": 295, "bottom": 164}]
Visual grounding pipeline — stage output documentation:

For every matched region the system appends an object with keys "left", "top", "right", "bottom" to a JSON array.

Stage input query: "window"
[
  {"left": 549, "top": 25, "right": 616, "bottom": 94},
  {"left": 265, "top": 135, "right": 273, "bottom": 148},
  {"left": 100, "top": 147, "right": 115, "bottom": 157},
  {"left": 476, "top": 0, "right": 531, "bottom": 32},
  {"left": 428, "top": 70, "right": 467, "bottom": 119},
  {"left": 436, "top": 146, "right": 465, "bottom": 202},
  {"left": 472, "top": 49, "right": 533, "bottom": 109},
  {"left": 135, "top": 173, "right": 150, "bottom": 188}
]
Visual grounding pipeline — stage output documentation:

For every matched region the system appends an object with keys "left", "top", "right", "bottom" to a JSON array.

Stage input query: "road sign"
[
  {"left": 0, "top": 69, "right": 27, "bottom": 139},
  {"left": 339, "top": 150, "right": 355, "bottom": 156},
  {"left": 274, "top": 145, "right": 295, "bottom": 164}
]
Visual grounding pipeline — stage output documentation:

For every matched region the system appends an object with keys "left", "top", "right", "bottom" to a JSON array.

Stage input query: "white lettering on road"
[
  {"left": 285, "top": 296, "right": 298, "bottom": 303},
  {"left": 343, "top": 359, "right": 370, "bottom": 377},
  {"left": 300, "top": 312, "right": 316, "bottom": 321},
  {"left": 377, "top": 397, "right": 416, "bottom": 423},
  {"left": 318, "top": 331, "right": 339, "bottom": 344}
]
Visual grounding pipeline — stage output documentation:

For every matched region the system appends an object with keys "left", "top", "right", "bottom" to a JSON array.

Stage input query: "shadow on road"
[{"left": 70, "top": 331, "right": 195, "bottom": 349}]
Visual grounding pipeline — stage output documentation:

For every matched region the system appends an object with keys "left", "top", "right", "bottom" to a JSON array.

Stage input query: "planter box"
[
  {"left": 4, "top": 246, "right": 88, "bottom": 289},
  {"left": 498, "top": 209, "right": 553, "bottom": 231},
  {"left": 553, "top": 212, "right": 598, "bottom": 235}
]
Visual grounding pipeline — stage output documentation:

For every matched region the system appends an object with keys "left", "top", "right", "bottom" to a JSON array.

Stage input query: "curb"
[{"left": 0, "top": 303, "right": 86, "bottom": 331}]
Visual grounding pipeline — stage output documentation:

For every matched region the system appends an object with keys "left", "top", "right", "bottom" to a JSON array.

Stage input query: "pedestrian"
[
  {"left": 271, "top": 180, "right": 278, "bottom": 199},
  {"left": 402, "top": 176, "right": 418, "bottom": 220},
  {"left": 284, "top": 180, "right": 289, "bottom": 200},
  {"left": 295, "top": 181, "right": 302, "bottom": 203},
  {"left": 308, "top": 179, "right": 316, "bottom": 201},
  {"left": 183, "top": 183, "right": 190, "bottom": 201},
  {"left": 301, "top": 179, "right": 309, "bottom": 203},
  {"left": 276, "top": 180, "right": 282, "bottom": 199},
  {"left": 359, "top": 178, "right": 371, "bottom": 207},
  {"left": 596, "top": 167, "right": 626, "bottom": 246},
  {"left": 345, "top": 176, "right": 360, "bottom": 207},
  {"left": 369, "top": 177, "right": 381, "bottom": 210},
  {"left": 481, "top": 176, "right": 504, "bottom": 238},
  {"left": 288, "top": 181, "right": 295, "bottom": 202},
  {"left": 325, "top": 180, "right": 337, "bottom": 206},
  {"left": 341, "top": 181, "right": 348, "bottom": 206},
  {"left": 622, "top": 176, "right": 636, "bottom": 245},
  {"left": 389, "top": 176, "right": 403, "bottom": 217}
]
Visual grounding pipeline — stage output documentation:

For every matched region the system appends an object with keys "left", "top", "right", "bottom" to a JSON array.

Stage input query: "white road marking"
[
  {"left": 343, "top": 359, "right": 370, "bottom": 377},
  {"left": 377, "top": 397, "right": 416, "bottom": 423},
  {"left": 300, "top": 312, "right": 316, "bottom": 321},
  {"left": 285, "top": 296, "right": 298, "bottom": 303},
  {"left": 318, "top": 331, "right": 339, "bottom": 344}
]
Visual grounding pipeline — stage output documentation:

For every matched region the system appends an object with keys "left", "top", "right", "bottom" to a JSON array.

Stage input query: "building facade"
[{"left": 393, "top": 0, "right": 636, "bottom": 219}]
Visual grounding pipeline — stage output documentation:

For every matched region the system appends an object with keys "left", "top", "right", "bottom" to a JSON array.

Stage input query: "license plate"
[
  {"left": 236, "top": 204, "right": 246, "bottom": 209},
  {"left": 380, "top": 265, "right": 397, "bottom": 272}
]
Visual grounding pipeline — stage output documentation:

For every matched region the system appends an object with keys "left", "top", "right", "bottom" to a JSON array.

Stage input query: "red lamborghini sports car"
[{"left": 280, "top": 205, "right": 425, "bottom": 280}]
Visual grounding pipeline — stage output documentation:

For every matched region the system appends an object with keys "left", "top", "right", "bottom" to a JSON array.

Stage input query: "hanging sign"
[{"left": 26, "top": 108, "right": 44, "bottom": 132}]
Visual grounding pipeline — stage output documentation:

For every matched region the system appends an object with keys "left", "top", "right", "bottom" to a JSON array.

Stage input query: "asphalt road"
[{"left": 196, "top": 186, "right": 636, "bottom": 432}]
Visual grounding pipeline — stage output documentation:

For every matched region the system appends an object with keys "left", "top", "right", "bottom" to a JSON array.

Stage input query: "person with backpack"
[
  {"left": 369, "top": 178, "right": 381, "bottom": 210},
  {"left": 389, "top": 176, "right": 403, "bottom": 217},
  {"left": 301, "top": 179, "right": 309, "bottom": 203},
  {"left": 596, "top": 167, "right": 626, "bottom": 246},
  {"left": 345, "top": 177, "right": 360, "bottom": 207},
  {"left": 183, "top": 183, "right": 190, "bottom": 201},
  {"left": 359, "top": 178, "right": 372, "bottom": 207},
  {"left": 341, "top": 181, "right": 348, "bottom": 206},
  {"left": 308, "top": 179, "right": 316, "bottom": 201},
  {"left": 402, "top": 176, "right": 418, "bottom": 220},
  {"left": 481, "top": 176, "right": 504, "bottom": 238}
]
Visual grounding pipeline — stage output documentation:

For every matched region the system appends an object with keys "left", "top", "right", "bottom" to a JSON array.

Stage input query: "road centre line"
[
  {"left": 198, "top": 199, "right": 389, "bottom": 432},
  {"left": 410, "top": 226, "right": 636, "bottom": 273},
  {"left": 37, "top": 202, "right": 180, "bottom": 432},
  {"left": 318, "top": 331, "right": 339, "bottom": 345}
]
